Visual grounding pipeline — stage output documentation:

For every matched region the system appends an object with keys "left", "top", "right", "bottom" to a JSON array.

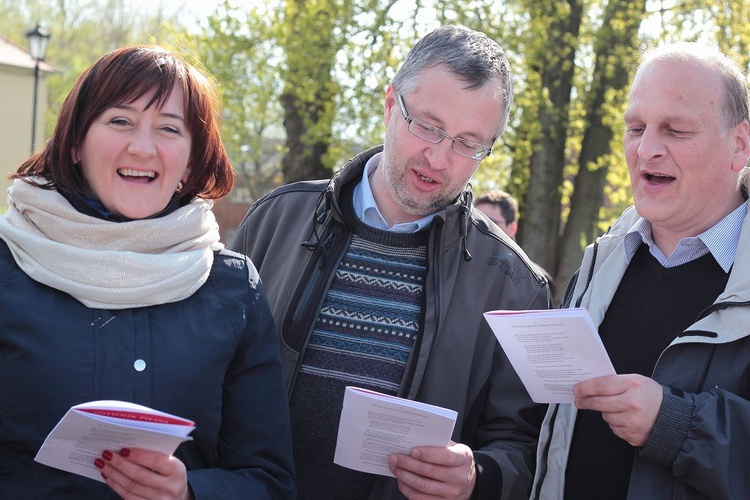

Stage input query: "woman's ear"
[{"left": 71, "top": 148, "right": 79, "bottom": 164}]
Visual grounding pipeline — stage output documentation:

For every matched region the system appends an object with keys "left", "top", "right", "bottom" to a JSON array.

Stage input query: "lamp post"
[{"left": 26, "top": 23, "right": 51, "bottom": 155}]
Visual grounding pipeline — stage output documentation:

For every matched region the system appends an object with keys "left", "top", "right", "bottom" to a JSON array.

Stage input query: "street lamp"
[{"left": 26, "top": 23, "right": 51, "bottom": 154}]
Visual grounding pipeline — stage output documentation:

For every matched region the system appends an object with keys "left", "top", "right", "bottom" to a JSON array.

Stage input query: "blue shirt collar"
[{"left": 352, "top": 152, "right": 436, "bottom": 233}]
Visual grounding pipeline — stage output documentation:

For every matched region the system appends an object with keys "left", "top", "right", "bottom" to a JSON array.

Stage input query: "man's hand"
[
  {"left": 388, "top": 441, "right": 476, "bottom": 500},
  {"left": 574, "top": 374, "right": 663, "bottom": 446},
  {"left": 94, "top": 447, "right": 191, "bottom": 500}
]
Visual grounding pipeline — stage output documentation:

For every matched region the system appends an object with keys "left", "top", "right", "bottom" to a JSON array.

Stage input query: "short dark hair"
[
  {"left": 390, "top": 25, "right": 514, "bottom": 137},
  {"left": 474, "top": 189, "right": 518, "bottom": 223},
  {"left": 15, "top": 45, "right": 233, "bottom": 201}
]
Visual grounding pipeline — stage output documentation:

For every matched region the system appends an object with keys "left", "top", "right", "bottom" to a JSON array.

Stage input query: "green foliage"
[
  {"left": 597, "top": 84, "right": 632, "bottom": 231},
  {"left": 6, "top": 0, "right": 750, "bottom": 269},
  {"left": 184, "top": 1, "right": 286, "bottom": 198}
]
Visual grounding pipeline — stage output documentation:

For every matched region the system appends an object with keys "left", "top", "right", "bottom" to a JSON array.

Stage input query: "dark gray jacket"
[{"left": 229, "top": 146, "right": 551, "bottom": 499}]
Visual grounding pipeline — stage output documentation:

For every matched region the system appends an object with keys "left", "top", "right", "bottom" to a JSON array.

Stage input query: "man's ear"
[
  {"left": 384, "top": 85, "right": 398, "bottom": 127},
  {"left": 732, "top": 120, "right": 750, "bottom": 172},
  {"left": 506, "top": 221, "right": 519, "bottom": 239}
]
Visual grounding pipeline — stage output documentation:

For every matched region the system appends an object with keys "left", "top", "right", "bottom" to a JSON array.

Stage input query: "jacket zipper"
[
  {"left": 400, "top": 219, "right": 442, "bottom": 398},
  {"left": 695, "top": 299, "right": 750, "bottom": 323},
  {"left": 574, "top": 239, "right": 599, "bottom": 308},
  {"left": 289, "top": 234, "right": 335, "bottom": 332},
  {"left": 535, "top": 238, "right": 599, "bottom": 498},
  {"left": 286, "top": 232, "right": 347, "bottom": 393},
  {"left": 532, "top": 403, "right": 560, "bottom": 500}
]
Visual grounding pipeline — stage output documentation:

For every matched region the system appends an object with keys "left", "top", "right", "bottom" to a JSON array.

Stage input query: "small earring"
[{"left": 176, "top": 181, "right": 184, "bottom": 193}]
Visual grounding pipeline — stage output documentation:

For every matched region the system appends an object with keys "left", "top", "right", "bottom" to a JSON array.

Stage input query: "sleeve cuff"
[
  {"left": 640, "top": 386, "right": 694, "bottom": 466},
  {"left": 471, "top": 451, "right": 504, "bottom": 499}
]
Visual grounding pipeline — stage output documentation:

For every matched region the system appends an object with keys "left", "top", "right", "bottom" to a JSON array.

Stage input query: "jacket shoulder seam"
[{"left": 254, "top": 180, "right": 328, "bottom": 206}]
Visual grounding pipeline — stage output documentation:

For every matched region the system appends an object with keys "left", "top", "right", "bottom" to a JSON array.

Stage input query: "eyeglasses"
[{"left": 396, "top": 93, "right": 493, "bottom": 161}]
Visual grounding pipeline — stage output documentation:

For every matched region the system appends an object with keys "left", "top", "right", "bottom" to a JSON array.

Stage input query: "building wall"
[
  {"left": 213, "top": 197, "right": 252, "bottom": 244},
  {"left": 0, "top": 63, "right": 47, "bottom": 209}
]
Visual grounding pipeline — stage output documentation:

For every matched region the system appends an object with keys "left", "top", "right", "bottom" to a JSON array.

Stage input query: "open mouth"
[
  {"left": 118, "top": 169, "right": 157, "bottom": 183},
  {"left": 416, "top": 171, "right": 436, "bottom": 184},
  {"left": 644, "top": 173, "right": 674, "bottom": 185}
]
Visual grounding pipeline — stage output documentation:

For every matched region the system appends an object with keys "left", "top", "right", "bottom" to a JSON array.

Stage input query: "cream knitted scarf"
[{"left": 0, "top": 178, "right": 224, "bottom": 309}]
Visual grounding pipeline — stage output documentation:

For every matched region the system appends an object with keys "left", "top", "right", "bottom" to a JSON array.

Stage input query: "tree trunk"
[
  {"left": 555, "top": 0, "right": 647, "bottom": 289},
  {"left": 280, "top": 92, "right": 332, "bottom": 182},
  {"left": 517, "top": 0, "right": 583, "bottom": 279},
  {"left": 279, "top": 0, "right": 336, "bottom": 183}
]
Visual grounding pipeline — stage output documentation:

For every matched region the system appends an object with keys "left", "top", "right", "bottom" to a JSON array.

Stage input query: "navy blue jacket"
[{"left": 0, "top": 242, "right": 295, "bottom": 498}]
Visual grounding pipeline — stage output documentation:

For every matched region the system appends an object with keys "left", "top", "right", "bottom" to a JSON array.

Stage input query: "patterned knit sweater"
[{"left": 289, "top": 191, "right": 431, "bottom": 499}]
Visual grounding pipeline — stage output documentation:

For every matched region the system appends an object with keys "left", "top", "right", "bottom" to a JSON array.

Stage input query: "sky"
[
  {"left": 168, "top": 0, "right": 225, "bottom": 19},
  {"left": 135, "top": 0, "right": 228, "bottom": 27},
  {"left": 148, "top": 0, "right": 420, "bottom": 31},
  {"left": 141, "top": 0, "right": 230, "bottom": 30}
]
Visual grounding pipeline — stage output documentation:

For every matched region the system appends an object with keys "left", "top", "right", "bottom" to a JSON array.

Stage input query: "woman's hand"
[{"left": 94, "top": 448, "right": 192, "bottom": 500}]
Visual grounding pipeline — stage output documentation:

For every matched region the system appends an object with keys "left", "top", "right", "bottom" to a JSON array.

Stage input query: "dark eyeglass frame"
[{"left": 396, "top": 93, "right": 493, "bottom": 161}]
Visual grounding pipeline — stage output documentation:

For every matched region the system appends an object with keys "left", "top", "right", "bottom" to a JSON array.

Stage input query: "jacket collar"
[
  {"left": 684, "top": 203, "right": 750, "bottom": 344},
  {"left": 320, "top": 145, "right": 475, "bottom": 260},
  {"left": 577, "top": 204, "right": 750, "bottom": 344}
]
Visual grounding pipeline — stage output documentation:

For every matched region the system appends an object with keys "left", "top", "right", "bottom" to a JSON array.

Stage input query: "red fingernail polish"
[
  {"left": 120, "top": 448, "right": 131, "bottom": 458},
  {"left": 102, "top": 450, "right": 113, "bottom": 461},
  {"left": 94, "top": 458, "right": 105, "bottom": 470}
]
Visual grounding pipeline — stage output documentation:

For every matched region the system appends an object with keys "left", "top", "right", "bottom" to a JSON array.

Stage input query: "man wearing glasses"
[{"left": 229, "top": 25, "right": 550, "bottom": 499}]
